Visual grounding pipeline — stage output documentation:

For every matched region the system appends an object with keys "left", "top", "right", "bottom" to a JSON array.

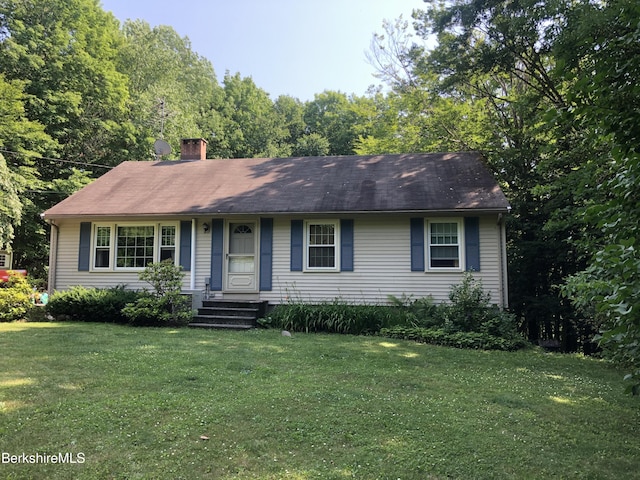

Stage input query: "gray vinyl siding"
[
  {"left": 51, "top": 215, "right": 505, "bottom": 306},
  {"left": 260, "top": 215, "right": 504, "bottom": 305},
  {"left": 51, "top": 219, "right": 195, "bottom": 292}
]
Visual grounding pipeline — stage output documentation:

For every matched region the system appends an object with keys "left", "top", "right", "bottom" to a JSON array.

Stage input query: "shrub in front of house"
[
  {"left": 382, "top": 274, "right": 528, "bottom": 351},
  {"left": 121, "top": 292, "right": 192, "bottom": 327},
  {"left": 0, "top": 273, "right": 33, "bottom": 322},
  {"left": 47, "top": 286, "right": 140, "bottom": 323},
  {"left": 47, "top": 263, "right": 193, "bottom": 327},
  {"left": 121, "top": 261, "right": 193, "bottom": 327}
]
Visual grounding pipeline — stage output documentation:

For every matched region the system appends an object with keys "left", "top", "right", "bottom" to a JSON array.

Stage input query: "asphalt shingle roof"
[{"left": 43, "top": 153, "right": 510, "bottom": 218}]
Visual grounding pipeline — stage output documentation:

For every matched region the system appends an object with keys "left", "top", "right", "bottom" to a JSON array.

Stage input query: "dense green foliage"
[
  {"left": 379, "top": 326, "right": 528, "bottom": 351},
  {"left": 0, "top": 272, "right": 32, "bottom": 321},
  {"left": 556, "top": 0, "right": 640, "bottom": 393},
  {"left": 121, "top": 261, "right": 193, "bottom": 326},
  {"left": 383, "top": 275, "right": 526, "bottom": 351},
  {"left": 46, "top": 263, "right": 192, "bottom": 326},
  {"left": 46, "top": 285, "right": 140, "bottom": 324}
]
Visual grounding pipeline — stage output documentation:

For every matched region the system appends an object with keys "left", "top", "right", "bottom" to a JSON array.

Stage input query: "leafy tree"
[
  {"left": 0, "top": 0, "right": 132, "bottom": 277},
  {"left": 292, "top": 133, "right": 330, "bottom": 157},
  {"left": 354, "top": 83, "right": 492, "bottom": 155},
  {"left": 0, "top": 75, "right": 44, "bottom": 250},
  {"left": 0, "top": 0, "right": 132, "bottom": 166},
  {"left": 215, "top": 73, "right": 290, "bottom": 158},
  {"left": 0, "top": 71, "right": 59, "bottom": 275},
  {"left": 558, "top": 0, "right": 640, "bottom": 393},
  {"left": 0, "top": 154, "right": 21, "bottom": 250},
  {"left": 116, "top": 20, "right": 221, "bottom": 159},
  {"left": 274, "top": 95, "right": 307, "bottom": 148},
  {"left": 304, "top": 91, "right": 361, "bottom": 155}
]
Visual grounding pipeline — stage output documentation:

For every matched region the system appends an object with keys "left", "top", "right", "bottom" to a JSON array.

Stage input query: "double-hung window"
[
  {"left": 94, "top": 226, "right": 112, "bottom": 268},
  {"left": 92, "top": 223, "right": 178, "bottom": 270},
  {"left": 428, "top": 220, "right": 463, "bottom": 270},
  {"left": 159, "top": 226, "right": 177, "bottom": 262},
  {"left": 306, "top": 221, "right": 339, "bottom": 271}
]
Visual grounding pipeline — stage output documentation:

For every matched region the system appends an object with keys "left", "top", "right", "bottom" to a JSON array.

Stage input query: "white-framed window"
[
  {"left": 427, "top": 219, "right": 464, "bottom": 270},
  {"left": 94, "top": 226, "right": 111, "bottom": 268},
  {"left": 305, "top": 220, "right": 340, "bottom": 271},
  {"left": 92, "top": 223, "right": 179, "bottom": 270},
  {"left": 159, "top": 225, "right": 177, "bottom": 262}
]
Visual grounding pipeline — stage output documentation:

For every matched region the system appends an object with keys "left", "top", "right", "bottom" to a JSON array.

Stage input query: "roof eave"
[{"left": 42, "top": 206, "right": 511, "bottom": 220}]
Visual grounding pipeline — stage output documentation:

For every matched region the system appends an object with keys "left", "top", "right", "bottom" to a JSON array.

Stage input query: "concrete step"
[
  {"left": 188, "top": 322, "right": 254, "bottom": 330},
  {"left": 189, "top": 299, "right": 268, "bottom": 329}
]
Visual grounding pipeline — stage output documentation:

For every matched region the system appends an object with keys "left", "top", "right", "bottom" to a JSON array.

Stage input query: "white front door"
[{"left": 226, "top": 222, "right": 257, "bottom": 291}]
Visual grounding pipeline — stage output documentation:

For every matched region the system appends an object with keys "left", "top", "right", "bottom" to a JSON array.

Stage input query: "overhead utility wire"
[{"left": 0, "top": 148, "right": 114, "bottom": 169}]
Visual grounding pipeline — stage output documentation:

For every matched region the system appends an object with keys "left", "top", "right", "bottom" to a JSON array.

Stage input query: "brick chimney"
[{"left": 180, "top": 138, "right": 208, "bottom": 160}]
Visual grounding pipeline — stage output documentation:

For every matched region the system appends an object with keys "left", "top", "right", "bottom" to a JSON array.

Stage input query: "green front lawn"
[{"left": 1, "top": 322, "right": 638, "bottom": 479}]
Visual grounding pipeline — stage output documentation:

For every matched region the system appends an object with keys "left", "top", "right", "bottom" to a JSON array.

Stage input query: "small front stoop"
[{"left": 189, "top": 300, "right": 268, "bottom": 330}]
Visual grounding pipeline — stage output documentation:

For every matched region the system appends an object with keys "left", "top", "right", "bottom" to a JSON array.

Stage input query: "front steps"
[{"left": 189, "top": 299, "right": 268, "bottom": 330}]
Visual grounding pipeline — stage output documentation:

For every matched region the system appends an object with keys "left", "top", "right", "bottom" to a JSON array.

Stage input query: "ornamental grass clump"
[{"left": 262, "top": 298, "right": 406, "bottom": 334}]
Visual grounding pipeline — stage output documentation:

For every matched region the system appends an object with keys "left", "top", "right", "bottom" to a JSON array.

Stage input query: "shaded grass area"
[{"left": 0, "top": 322, "right": 638, "bottom": 479}]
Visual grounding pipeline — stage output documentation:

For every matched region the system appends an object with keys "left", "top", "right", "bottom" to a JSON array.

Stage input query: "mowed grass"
[{"left": 0, "top": 323, "right": 638, "bottom": 479}]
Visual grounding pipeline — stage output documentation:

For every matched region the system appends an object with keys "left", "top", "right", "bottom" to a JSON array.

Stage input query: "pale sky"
[{"left": 100, "top": 0, "right": 427, "bottom": 101}]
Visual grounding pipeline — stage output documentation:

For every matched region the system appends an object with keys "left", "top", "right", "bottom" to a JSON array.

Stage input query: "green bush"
[
  {"left": 441, "top": 272, "right": 493, "bottom": 332},
  {"left": 121, "top": 261, "right": 193, "bottom": 327},
  {"left": 46, "top": 286, "right": 140, "bottom": 323},
  {"left": 381, "top": 275, "right": 527, "bottom": 350},
  {"left": 122, "top": 292, "right": 192, "bottom": 327},
  {"left": 0, "top": 273, "right": 33, "bottom": 322}
]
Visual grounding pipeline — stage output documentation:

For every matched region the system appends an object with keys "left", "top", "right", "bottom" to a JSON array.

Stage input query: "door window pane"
[
  {"left": 229, "top": 256, "right": 255, "bottom": 273},
  {"left": 230, "top": 224, "right": 254, "bottom": 254}
]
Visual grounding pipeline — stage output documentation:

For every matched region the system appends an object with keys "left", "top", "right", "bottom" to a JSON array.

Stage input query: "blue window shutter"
[
  {"left": 259, "top": 218, "right": 273, "bottom": 290},
  {"left": 410, "top": 218, "right": 425, "bottom": 271},
  {"left": 465, "top": 217, "right": 480, "bottom": 271},
  {"left": 210, "top": 219, "right": 224, "bottom": 290},
  {"left": 179, "top": 221, "right": 192, "bottom": 271},
  {"left": 78, "top": 222, "right": 91, "bottom": 271},
  {"left": 340, "top": 219, "right": 354, "bottom": 272},
  {"left": 290, "top": 220, "right": 303, "bottom": 271}
]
